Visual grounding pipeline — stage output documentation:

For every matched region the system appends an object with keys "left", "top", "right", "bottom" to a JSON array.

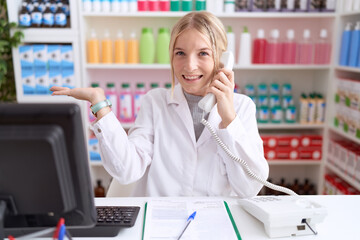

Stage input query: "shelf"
[
  {"left": 258, "top": 123, "right": 324, "bottom": 129},
  {"left": 268, "top": 160, "right": 322, "bottom": 166},
  {"left": 12, "top": 28, "right": 79, "bottom": 43},
  {"left": 340, "top": 11, "right": 360, "bottom": 17},
  {"left": 335, "top": 66, "right": 360, "bottom": 73},
  {"left": 16, "top": 95, "right": 82, "bottom": 104},
  {"left": 329, "top": 126, "right": 360, "bottom": 145},
  {"left": 326, "top": 162, "right": 360, "bottom": 192},
  {"left": 82, "top": 12, "right": 336, "bottom": 18},
  {"left": 86, "top": 63, "right": 331, "bottom": 70}
]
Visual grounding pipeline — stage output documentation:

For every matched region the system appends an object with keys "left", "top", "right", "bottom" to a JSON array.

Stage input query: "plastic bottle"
[
  {"left": 149, "top": 0, "right": 159, "bottom": 11},
  {"left": 339, "top": 22, "right": 352, "bottom": 66},
  {"left": 349, "top": 22, "right": 360, "bottom": 67},
  {"left": 101, "top": 29, "right": 113, "bottom": 63},
  {"left": 298, "top": 29, "right": 313, "bottom": 64},
  {"left": 92, "top": 0, "right": 101, "bottom": 12},
  {"left": 140, "top": 27, "right": 155, "bottom": 64},
  {"left": 87, "top": 29, "right": 100, "bottom": 63},
  {"left": 54, "top": 2, "right": 67, "bottom": 28},
  {"left": 268, "top": 0, "right": 281, "bottom": 11},
  {"left": 159, "top": 0, "right": 170, "bottom": 11},
  {"left": 314, "top": 29, "right": 332, "bottom": 65},
  {"left": 129, "top": 0, "right": 138, "bottom": 12},
  {"left": 112, "top": 0, "right": 121, "bottom": 12},
  {"left": 170, "top": 0, "right": 180, "bottom": 11},
  {"left": 164, "top": 83, "right": 172, "bottom": 89},
  {"left": 238, "top": 26, "right": 251, "bottom": 66},
  {"left": 195, "top": 0, "right": 206, "bottom": 11},
  {"left": 354, "top": 0, "right": 360, "bottom": 11},
  {"left": 266, "top": 29, "right": 282, "bottom": 64},
  {"left": 182, "top": 0, "right": 192, "bottom": 11},
  {"left": 19, "top": 2, "right": 31, "bottom": 27},
  {"left": 42, "top": 3, "right": 55, "bottom": 28},
  {"left": 224, "top": 0, "right": 235, "bottom": 12},
  {"left": 115, "top": 30, "right": 126, "bottom": 64},
  {"left": 282, "top": 29, "right": 297, "bottom": 64},
  {"left": 307, "top": 93, "right": 316, "bottom": 124},
  {"left": 226, "top": 26, "right": 235, "bottom": 57},
  {"left": 150, "top": 83, "right": 159, "bottom": 89},
  {"left": 50, "top": 0, "right": 58, "bottom": 13},
  {"left": 138, "top": 0, "right": 149, "bottom": 11},
  {"left": 156, "top": 28, "right": 170, "bottom": 64},
  {"left": 106, "top": 83, "right": 119, "bottom": 118},
  {"left": 102, "top": 0, "right": 111, "bottom": 12},
  {"left": 315, "top": 93, "right": 326, "bottom": 123},
  {"left": 120, "top": 0, "right": 129, "bottom": 12},
  {"left": 127, "top": 31, "right": 139, "bottom": 64},
  {"left": 252, "top": 29, "right": 267, "bottom": 64},
  {"left": 31, "top": 2, "right": 42, "bottom": 28},
  {"left": 134, "top": 83, "right": 146, "bottom": 119},
  {"left": 119, "top": 83, "right": 134, "bottom": 122},
  {"left": 299, "top": 93, "right": 308, "bottom": 124}
]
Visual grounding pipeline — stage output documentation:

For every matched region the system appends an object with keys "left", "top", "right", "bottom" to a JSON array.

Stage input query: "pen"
[{"left": 177, "top": 211, "right": 196, "bottom": 240}]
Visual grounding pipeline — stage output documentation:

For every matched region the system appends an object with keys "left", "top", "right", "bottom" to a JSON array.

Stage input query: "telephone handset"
[{"left": 198, "top": 51, "right": 235, "bottom": 113}]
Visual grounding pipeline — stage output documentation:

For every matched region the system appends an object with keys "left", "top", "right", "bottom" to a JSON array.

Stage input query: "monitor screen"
[{"left": 0, "top": 103, "right": 96, "bottom": 237}]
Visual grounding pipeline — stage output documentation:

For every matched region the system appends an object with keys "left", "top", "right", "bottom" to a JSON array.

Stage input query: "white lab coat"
[{"left": 91, "top": 84, "right": 269, "bottom": 197}]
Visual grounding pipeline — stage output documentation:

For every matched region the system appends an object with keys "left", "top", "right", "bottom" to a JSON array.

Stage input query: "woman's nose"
[{"left": 184, "top": 55, "right": 198, "bottom": 72}]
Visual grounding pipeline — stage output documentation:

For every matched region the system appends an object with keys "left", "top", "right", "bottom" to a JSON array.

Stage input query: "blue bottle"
[
  {"left": 339, "top": 22, "right": 352, "bottom": 66},
  {"left": 349, "top": 22, "right": 360, "bottom": 67}
]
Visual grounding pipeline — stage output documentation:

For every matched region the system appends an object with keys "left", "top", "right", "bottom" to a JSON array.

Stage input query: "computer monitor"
[{"left": 0, "top": 103, "right": 96, "bottom": 238}]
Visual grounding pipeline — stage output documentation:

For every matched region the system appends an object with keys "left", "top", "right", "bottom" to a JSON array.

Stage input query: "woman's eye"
[
  {"left": 200, "top": 51, "right": 209, "bottom": 56},
  {"left": 175, "top": 51, "right": 185, "bottom": 56}
]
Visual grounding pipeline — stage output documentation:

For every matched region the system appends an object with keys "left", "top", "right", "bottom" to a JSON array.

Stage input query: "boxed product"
[
  {"left": 22, "top": 70, "right": 35, "bottom": 94},
  {"left": 35, "top": 70, "right": 49, "bottom": 94},
  {"left": 47, "top": 45, "right": 61, "bottom": 72},
  {"left": 299, "top": 147, "right": 322, "bottom": 160},
  {"left": 33, "top": 44, "right": 47, "bottom": 72},
  {"left": 19, "top": 45, "right": 33, "bottom": 72}
]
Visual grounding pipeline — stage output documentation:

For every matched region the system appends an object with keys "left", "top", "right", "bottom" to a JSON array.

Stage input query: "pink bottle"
[
  {"left": 266, "top": 29, "right": 282, "bottom": 64},
  {"left": 148, "top": 0, "right": 159, "bottom": 11},
  {"left": 138, "top": 0, "right": 148, "bottom": 11},
  {"left": 119, "top": 83, "right": 134, "bottom": 123},
  {"left": 134, "top": 83, "right": 146, "bottom": 119},
  {"left": 252, "top": 28, "right": 267, "bottom": 64},
  {"left": 282, "top": 29, "right": 297, "bottom": 64},
  {"left": 105, "top": 83, "right": 119, "bottom": 119},
  {"left": 298, "top": 29, "right": 313, "bottom": 64},
  {"left": 314, "top": 29, "right": 331, "bottom": 64}
]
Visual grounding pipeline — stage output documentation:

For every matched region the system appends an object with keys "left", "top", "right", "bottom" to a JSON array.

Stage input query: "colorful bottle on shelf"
[
  {"left": 140, "top": 27, "right": 155, "bottom": 64},
  {"left": 170, "top": 0, "right": 180, "bottom": 11},
  {"left": 156, "top": 28, "right": 170, "bottom": 64},
  {"left": 134, "top": 83, "right": 146, "bottom": 118},
  {"left": 127, "top": 31, "right": 139, "bottom": 64},
  {"left": 238, "top": 26, "right": 251, "bottom": 66},
  {"left": 298, "top": 29, "right": 313, "bottom": 64},
  {"left": 138, "top": 0, "right": 149, "bottom": 11},
  {"left": 349, "top": 22, "right": 360, "bottom": 67},
  {"left": 226, "top": 26, "right": 235, "bottom": 57},
  {"left": 182, "top": 0, "right": 192, "bottom": 11},
  {"left": 282, "top": 29, "right": 297, "bottom": 64},
  {"left": 106, "top": 83, "right": 119, "bottom": 118},
  {"left": 112, "top": 0, "right": 121, "bottom": 12},
  {"left": 252, "top": 29, "right": 267, "bottom": 64},
  {"left": 102, "top": 0, "right": 111, "bottom": 12},
  {"left": 266, "top": 29, "right": 282, "bottom": 64},
  {"left": 119, "top": 83, "right": 134, "bottom": 122},
  {"left": 55, "top": 2, "right": 67, "bottom": 28},
  {"left": 87, "top": 29, "right": 100, "bottom": 63},
  {"left": 314, "top": 29, "right": 331, "bottom": 65},
  {"left": 101, "top": 29, "right": 113, "bottom": 63},
  {"left": 195, "top": 0, "right": 206, "bottom": 11},
  {"left": 83, "top": 0, "right": 93, "bottom": 12},
  {"left": 159, "top": 0, "right": 170, "bottom": 11},
  {"left": 224, "top": 0, "right": 235, "bottom": 12},
  {"left": 149, "top": 0, "right": 159, "bottom": 11},
  {"left": 339, "top": 22, "right": 352, "bottom": 66},
  {"left": 19, "top": 2, "right": 31, "bottom": 27},
  {"left": 115, "top": 30, "right": 126, "bottom": 64}
]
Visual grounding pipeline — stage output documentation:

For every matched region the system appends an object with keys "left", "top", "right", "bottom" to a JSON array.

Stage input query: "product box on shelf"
[
  {"left": 48, "top": 45, "right": 62, "bottom": 72},
  {"left": 89, "top": 137, "right": 101, "bottom": 161},
  {"left": 355, "top": 153, "right": 360, "bottom": 183},
  {"left": 49, "top": 69, "right": 62, "bottom": 88},
  {"left": 346, "top": 147, "right": 358, "bottom": 179},
  {"left": 21, "top": 70, "right": 35, "bottom": 94},
  {"left": 19, "top": 45, "right": 33, "bottom": 72},
  {"left": 300, "top": 135, "right": 322, "bottom": 147},
  {"left": 62, "top": 69, "right": 75, "bottom": 89},
  {"left": 61, "top": 45, "right": 74, "bottom": 70},
  {"left": 298, "top": 147, "right": 322, "bottom": 160},
  {"left": 277, "top": 135, "right": 300, "bottom": 148},
  {"left": 275, "top": 147, "right": 299, "bottom": 160},
  {"left": 34, "top": 70, "right": 49, "bottom": 94},
  {"left": 33, "top": 45, "right": 47, "bottom": 72}
]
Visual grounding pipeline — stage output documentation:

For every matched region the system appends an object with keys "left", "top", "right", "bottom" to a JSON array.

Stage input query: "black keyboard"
[{"left": 69, "top": 206, "right": 140, "bottom": 237}]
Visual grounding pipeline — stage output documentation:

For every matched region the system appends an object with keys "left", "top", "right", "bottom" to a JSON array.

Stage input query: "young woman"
[{"left": 50, "top": 11, "right": 269, "bottom": 197}]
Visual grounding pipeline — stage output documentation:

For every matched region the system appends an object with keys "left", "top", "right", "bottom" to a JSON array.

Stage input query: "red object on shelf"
[
  {"left": 159, "top": 0, "right": 170, "bottom": 11},
  {"left": 299, "top": 147, "right": 322, "bottom": 160},
  {"left": 275, "top": 147, "right": 299, "bottom": 160},
  {"left": 262, "top": 135, "right": 277, "bottom": 148},
  {"left": 137, "top": 0, "right": 148, "bottom": 11},
  {"left": 264, "top": 148, "right": 276, "bottom": 160},
  {"left": 300, "top": 135, "right": 322, "bottom": 147},
  {"left": 277, "top": 135, "right": 300, "bottom": 148},
  {"left": 252, "top": 38, "right": 267, "bottom": 64}
]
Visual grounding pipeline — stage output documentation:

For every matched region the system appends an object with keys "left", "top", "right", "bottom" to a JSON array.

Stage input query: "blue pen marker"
[
  {"left": 58, "top": 224, "right": 66, "bottom": 240},
  {"left": 177, "top": 211, "right": 196, "bottom": 240}
]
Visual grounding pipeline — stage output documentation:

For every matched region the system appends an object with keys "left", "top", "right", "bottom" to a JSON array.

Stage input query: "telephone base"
[{"left": 239, "top": 196, "right": 327, "bottom": 238}]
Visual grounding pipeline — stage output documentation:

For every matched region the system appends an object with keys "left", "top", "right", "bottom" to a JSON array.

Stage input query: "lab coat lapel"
[
  {"left": 166, "top": 84, "right": 197, "bottom": 146},
  {"left": 196, "top": 105, "right": 222, "bottom": 147}
]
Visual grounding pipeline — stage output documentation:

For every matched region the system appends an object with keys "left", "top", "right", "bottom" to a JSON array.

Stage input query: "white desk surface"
[{"left": 92, "top": 195, "right": 360, "bottom": 240}]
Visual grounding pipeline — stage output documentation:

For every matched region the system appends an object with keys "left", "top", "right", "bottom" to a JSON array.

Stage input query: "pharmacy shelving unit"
[
  {"left": 324, "top": 4, "right": 360, "bottom": 193},
  {"left": 77, "top": 7, "right": 338, "bottom": 194}
]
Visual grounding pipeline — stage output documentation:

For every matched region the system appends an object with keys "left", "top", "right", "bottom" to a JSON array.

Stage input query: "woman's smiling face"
[{"left": 172, "top": 28, "right": 215, "bottom": 96}]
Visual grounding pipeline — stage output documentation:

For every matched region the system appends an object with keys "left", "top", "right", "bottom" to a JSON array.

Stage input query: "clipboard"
[{"left": 141, "top": 199, "right": 241, "bottom": 240}]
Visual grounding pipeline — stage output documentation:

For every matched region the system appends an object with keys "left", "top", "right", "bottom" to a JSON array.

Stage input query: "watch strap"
[{"left": 90, "top": 99, "right": 112, "bottom": 116}]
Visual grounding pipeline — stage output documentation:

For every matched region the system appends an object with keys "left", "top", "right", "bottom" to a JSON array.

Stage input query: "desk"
[{"left": 92, "top": 195, "right": 360, "bottom": 240}]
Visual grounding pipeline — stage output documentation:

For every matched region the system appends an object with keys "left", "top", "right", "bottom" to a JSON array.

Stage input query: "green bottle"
[
  {"left": 156, "top": 28, "right": 170, "bottom": 64},
  {"left": 182, "top": 0, "right": 192, "bottom": 11},
  {"left": 170, "top": 0, "right": 180, "bottom": 11},
  {"left": 140, "top": 27, "right": 155, "bottom": 64}
]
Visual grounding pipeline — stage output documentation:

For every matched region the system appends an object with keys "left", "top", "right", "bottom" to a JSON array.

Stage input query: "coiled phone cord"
[{"left": 201, "top": 118, "right": 298, "bottom": 196}]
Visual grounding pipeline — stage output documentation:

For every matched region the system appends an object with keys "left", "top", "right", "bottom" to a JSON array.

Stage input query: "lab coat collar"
[{"left": 166, "top": 84, "right": 221, "bottom": 148}]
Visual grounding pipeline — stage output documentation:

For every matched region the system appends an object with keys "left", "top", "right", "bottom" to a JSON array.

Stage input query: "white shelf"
[
  {"left": 268, "top": 160, "right": 322, "bottom": 166},
  {"left": 85, "top": 63, "right": 330, "bottom": 70},
  {"left": 329, "top": 126, "right": 360, "bottom": 145},
  {"left": 82, "top": 12, "right": 335, "bottom": 18},
  {"left": 340, "top": 11, "right": 360, "bottom": 17},
  {"left": 335, "top": 65, "right": 360, "bottom": 73},
  {"left": 258, "top": 123, "right": 324, "bottom": 129},
  {"left": 326, "top": 162, "right": 360, "bottom": 191},
  {"left": 12, "top": 28, "right": 79, "bottom": 43}
]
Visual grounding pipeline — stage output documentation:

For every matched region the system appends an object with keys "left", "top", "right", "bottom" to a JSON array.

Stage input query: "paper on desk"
[{"left": 142, "top": 199, "right": 239, "bottom": 240}]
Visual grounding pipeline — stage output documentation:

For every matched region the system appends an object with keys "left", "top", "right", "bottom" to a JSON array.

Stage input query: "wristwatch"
[{"left": 90, "top": 99, "right": 112, "bottom": 117}]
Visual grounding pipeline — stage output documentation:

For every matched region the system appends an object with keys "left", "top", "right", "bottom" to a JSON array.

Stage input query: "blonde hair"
[{"left": 169, "top": 11, "right": 228, "bottom": 92}]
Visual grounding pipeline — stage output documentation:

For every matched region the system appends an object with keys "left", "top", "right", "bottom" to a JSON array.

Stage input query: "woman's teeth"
[{"left": 183, "top": 75, "right": 202, "bottom": 80}]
